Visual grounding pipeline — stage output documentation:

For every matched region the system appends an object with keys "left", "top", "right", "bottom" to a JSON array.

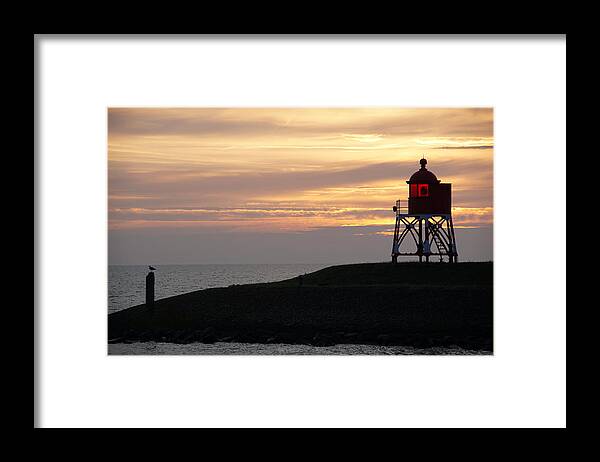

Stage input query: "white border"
[{"left": 36, "top": 36, "right": 566, "bottom": 428}]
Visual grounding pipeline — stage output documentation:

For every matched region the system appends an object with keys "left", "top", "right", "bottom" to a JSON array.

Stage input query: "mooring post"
[{"left": 146, "top": 270, "right": 155, "bottom": 310}]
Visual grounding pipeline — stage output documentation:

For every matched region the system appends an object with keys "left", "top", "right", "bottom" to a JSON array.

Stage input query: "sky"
[{"left": 108, "top": 108, "right": 493, "bottom": 264}]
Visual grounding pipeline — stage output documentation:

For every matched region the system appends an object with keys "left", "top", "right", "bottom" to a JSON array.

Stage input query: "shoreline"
[{"left": 108, "top": 341, "right": 493, "bottom": 355}]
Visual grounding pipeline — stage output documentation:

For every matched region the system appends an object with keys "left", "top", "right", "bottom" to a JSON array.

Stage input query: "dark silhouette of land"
[{"left": 108, "top": 262, "right": 493, "bottom": 351}]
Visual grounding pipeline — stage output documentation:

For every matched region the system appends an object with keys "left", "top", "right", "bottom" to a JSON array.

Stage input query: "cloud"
[
  {"left": 432, "top": 145, "right": 493, "bottom": 150},
  {"left": 108, "top": 108, "right": 493, "bottom": 139},
  {"left": 108, "top": 108, "right": 493, "bottom": 262},
  {"left": 109, "top": 157, "right": 491, "bottom": 203}
]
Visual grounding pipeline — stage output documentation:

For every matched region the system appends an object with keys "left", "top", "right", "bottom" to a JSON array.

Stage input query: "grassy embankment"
[{"left": 108, "top": 262, "right": 493, "bottom": 350}]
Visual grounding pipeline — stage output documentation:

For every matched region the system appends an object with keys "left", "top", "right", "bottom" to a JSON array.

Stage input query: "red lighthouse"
[{"left": 391, "top": 158, "right": 458, "bottom": 263}]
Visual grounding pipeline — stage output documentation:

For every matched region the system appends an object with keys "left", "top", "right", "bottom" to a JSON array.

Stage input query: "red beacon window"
[{"left": 411, "top": 184, "right": 429, "bottom": 197}]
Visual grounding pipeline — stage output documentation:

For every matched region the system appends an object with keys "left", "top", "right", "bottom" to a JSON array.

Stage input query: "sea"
[
  {"left": 108, "top": 263, "right": 490, "bottom": 355},
  {"left": 108, "top": 263, "right": 329, "bottom": 314}
]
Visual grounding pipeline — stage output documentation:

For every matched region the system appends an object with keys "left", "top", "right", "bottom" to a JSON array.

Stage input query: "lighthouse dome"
[{"left": 407, "top": 158, "right": 440, "bottom": 184}]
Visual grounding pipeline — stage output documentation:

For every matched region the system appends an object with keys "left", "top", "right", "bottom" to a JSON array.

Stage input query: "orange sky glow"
[{"left": 108, "top": 108, "right": 493, "bottom": 238}]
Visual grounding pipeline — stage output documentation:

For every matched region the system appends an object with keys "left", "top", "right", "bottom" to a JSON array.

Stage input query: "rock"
[
  {"left": 376, "top": 334, "right": 391, "bottom": 345},
  {"left": 311, "top": 333, "right": 335, "bottom": 347},
  {"left": 202, "top": 332, "right": 217, "bottom": 343},
  {"left": 200, "top": 327, "right": 215, "bottom": 336},
  {"left": 356, "top": 332, "right": 372, "bottom": 342}
]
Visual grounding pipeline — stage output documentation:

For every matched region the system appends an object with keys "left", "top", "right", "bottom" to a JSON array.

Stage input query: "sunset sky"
[{"left": 108, "top": 108, "right": 493, "bottom": 264}]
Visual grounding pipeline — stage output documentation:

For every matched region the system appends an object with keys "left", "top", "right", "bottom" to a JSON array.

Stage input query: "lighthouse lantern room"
[{"left": 391, "top": 158, "right": 458, "bottom": 263}]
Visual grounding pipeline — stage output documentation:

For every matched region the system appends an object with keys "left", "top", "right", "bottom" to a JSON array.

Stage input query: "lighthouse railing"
[{"left": 395, "top": 199, "right": 409, "bottom": 216}]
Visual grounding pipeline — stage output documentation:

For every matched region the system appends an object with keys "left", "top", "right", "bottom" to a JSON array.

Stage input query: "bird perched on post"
[{"left": 149, "top": 266, "right": 156, "bottom": 271}]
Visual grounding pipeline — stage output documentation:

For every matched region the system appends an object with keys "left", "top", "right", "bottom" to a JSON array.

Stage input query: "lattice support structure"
[{"left": 391, "top": 206, "right": 458, "bottom": 263}]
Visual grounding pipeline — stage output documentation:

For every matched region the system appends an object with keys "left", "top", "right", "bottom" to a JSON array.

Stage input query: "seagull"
[{"left": 149, "top": 266, "right": 156, "bottom": 271}]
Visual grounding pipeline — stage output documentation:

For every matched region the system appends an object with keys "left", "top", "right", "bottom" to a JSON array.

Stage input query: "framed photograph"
[
  {"left": 107, "top": 107, "right": 493, "bottom": 356},
  {"left": 35, "top": 35, "right": 566, "bottom": 428}
]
